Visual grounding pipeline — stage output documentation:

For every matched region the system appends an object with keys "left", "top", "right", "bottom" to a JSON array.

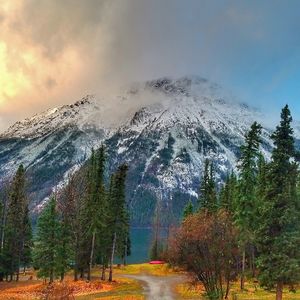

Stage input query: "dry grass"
[
  {"left": 176, "top": 278, "right": 300, "bottom": 300},
  {"left": 0, "top": 275, "right": 113, "bottom": 300},
  {"left": 176, "top": 282, "right": 205, "bottom": 299},
  {"left": 113, "top": 263, "right": 177, "bottom": 276},
  {"left": 3, "top": 265, "right": 300, "bottom": 300}
]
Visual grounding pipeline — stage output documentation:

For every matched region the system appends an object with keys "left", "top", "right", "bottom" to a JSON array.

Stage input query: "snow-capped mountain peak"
[
  {"left": 0, "top": 76, "right": 295, "bottom": 225},
  {"left": 1, "top": 95, "right": 104, "bottom": 139}
]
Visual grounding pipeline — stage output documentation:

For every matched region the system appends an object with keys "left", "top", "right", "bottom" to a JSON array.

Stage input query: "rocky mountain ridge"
[{"left": 0, "top": 76, "right": 297, "bottom": 225}]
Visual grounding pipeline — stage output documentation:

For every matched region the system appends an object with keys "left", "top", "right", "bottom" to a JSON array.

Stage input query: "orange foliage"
[
  {"left": 0, "top": 279, "right": 112, "bottom": 300},
  {"left": 167, "top": 209, "right": 239, "bottom": 299}
]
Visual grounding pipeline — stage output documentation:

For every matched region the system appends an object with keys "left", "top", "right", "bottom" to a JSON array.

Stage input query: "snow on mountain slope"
[
  {"left": 2, "top": 95, "right": 110, "bottom": 139},
  {"left": 0, "top": 76, "right": 295, "bottom": 225}
]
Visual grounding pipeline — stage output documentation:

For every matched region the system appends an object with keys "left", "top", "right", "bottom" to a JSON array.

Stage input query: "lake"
[{"left": 127, "top": 227, "right": 153, "bottom": 263}]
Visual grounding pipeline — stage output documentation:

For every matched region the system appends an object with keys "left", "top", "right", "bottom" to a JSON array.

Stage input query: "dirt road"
[{"left": 125, "top": 274, "right": 186, "bottom": 300}]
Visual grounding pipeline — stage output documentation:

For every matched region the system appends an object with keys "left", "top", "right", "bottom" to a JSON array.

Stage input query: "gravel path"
[{"left": 125, "top": 274, "right": 186, "bottom": 300}]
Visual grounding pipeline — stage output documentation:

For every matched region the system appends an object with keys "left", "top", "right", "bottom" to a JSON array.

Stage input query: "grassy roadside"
[
  {"left": 2, "top": 264, "right": 300, "bottom": 299},
  {"left": 176, "top": 279, "right": 300, "bottom": 299}
]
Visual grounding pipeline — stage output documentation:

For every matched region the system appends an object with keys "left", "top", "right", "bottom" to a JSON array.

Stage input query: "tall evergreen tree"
[
  {"left": 0, "top": 185, "right": 9, "bottom": 279},
  {"left": 20, "top": 205, "right": 33, "bottom": 274},
  {"left": 198, "top": 159, "right": 217, "bottom": 211},
  {"left": 57, "top": 211, "right": 73, "bottom": 281},
  {"left": 107, "top": 164, "right": 129, "bottom": 281},
  {"left": 33, "top": 196, "right": 61, "bottom": 283},
  {"left": 235, "top": 121, "right": 262, "bottom": 289},
  {"left": 219, "top": 172, "right": 237, "bottom": 213},
  {"left": 255, "top": 154, "right": 268, "bottom": 208},
  {"left": 84, "top": 146, "right": 107, "bottom": 281},
  {"left": 256, "top": 105, "right": 300, "bottom": 300},
  {"left": 3, "top": 165, "right": 29, "bottom": 281}
]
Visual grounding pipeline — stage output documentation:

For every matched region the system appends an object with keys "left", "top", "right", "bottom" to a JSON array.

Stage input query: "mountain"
[{"left": 0, "top": 76, "right": 297, "bottom": 225}]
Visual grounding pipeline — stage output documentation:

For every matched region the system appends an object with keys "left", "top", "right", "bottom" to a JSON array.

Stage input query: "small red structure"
[{"left": 149, "top": 260, "right": 165, "bottom": 264}]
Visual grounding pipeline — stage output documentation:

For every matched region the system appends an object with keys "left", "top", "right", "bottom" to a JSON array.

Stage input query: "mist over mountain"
[{"left": 1, "top": 76, "right": 298, "bottom": 225}]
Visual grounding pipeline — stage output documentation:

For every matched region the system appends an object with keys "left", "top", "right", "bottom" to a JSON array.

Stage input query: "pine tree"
[
  {"left": 116, "top": 205, "right": 131, "bottom": 266},
  {"left": 182, "top": 200, "right": 194, "bottom": 220},
  {"left": 234, "top": 121, "right": 262, "bottom": 289},
  {"left": 57, "top": 212, "right": 73, "bottom": 281},
  {"left": 84, "top": 146, "right": 107, "bottom": 281},
  {"left": 219, "top": 172, "right": 237, "bottom": 213},
  {"left": 3, "top": 165, "right": 29, "bottom": 281},
  {"left": 198, "top": 159, "right": 217, "bottom": 212},
  {"left": 0, "top": 186, "right": 9, "bottom": 281},
  {"left": 149, "top": 239, "right": 160, "bottom": 261},
  {"left": 107, "top": 164, "right": 129, "bottom": 281},
  {"left": 33, "top": 196, "right": 61, "bottom": 283},
  {"left": 63, "top": 170, "right": 90, "bottom": 281},
  {"left": 255, "top": 154, "right": 268, "bottom": 208},
  {"left": 235, "top": 121, "right": 262, "bottom": 232},
  {"left": 256, "top": 105, "right": 300, "bottom": 300},
  {"left": 20, "top": 205, "right": 33, "bottom": 274}
]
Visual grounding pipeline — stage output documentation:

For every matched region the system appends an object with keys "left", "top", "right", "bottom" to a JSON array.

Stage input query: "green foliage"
[
  {"left": 198, "top": 159, "right": 218, "bottom": 212},
  {"left": 107, "top": 164, "right": 130, "bottom": 251},
  {"left": 235, "top": 121, "right": 262, "bottom": 236},
  {"left": 256, "top": 105, "right": 300, "bottom": 290},
  {"left": 33, "top": 197, "right": 61, "bottom": 282},
  {"left": 84, "top": 145, "right": 107, "bottom": 238},
  {"left": 1, "top": 165, "right": 32, "bottom": 280},
  {"left": 21, "top": 205, "right": 33, "bottom": 269},
  {"left": 56, "top": 213, "right": 73, "bottom": 280},
  {"left": 149, "top": 239, "right": 163, "bottom": 261},
  {"left": 219, "top": 172, "right": 237, "bottom": 213}
]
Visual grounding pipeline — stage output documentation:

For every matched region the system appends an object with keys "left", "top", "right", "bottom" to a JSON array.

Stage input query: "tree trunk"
[
  {"left": 0, "top": 197, "right": 7, "bottom": 251},
  {"left": 109, "top": 232, "right": 117, "bottom": 282},
  {"left": 276, "top": 281, "right": 283, "bottom": 300},
  {"left": 60, "top": 272, "right": 64, "bottom": 281},
  {"left": 49, "top": 268, "right": 54, "bottom": 284},
  {"left": 87, "top": 231, "right": 96, "bottom": 281},
  {"left": 74, "top": 238, "right": 79, "bottom": 281},
  {"left": 225, "top": 277, "right": 230, "bottom": 299},
  {"left": 251, "top": 247, "right": 255, "bottom": 278},
  {"left": 101, "top": 264, "right": 106, "bottom": 281},
  {"left": 240, "top": 250, "right": 245, "bottom": 290},
  {"left": 74, "top": 268, "right": 78, "bottom": 281},
  {"left": 16, "top": 256, "right": 21, "bottom": 281},
  {"left": 123, "top": 244, "right": 127, "bottom": 266}
]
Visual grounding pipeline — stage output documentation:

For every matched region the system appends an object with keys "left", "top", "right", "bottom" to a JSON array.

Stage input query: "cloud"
[{"left": 0, "top": 0, "right": 300, "bottom": 130}]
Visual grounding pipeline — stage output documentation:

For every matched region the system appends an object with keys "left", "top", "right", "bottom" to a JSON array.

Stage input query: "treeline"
[
  {"left": 0, "top": 145, "right": 130, "bottom": 283},
  {"left": 168, "top": 105, "right": 300, "bottom": 300}
]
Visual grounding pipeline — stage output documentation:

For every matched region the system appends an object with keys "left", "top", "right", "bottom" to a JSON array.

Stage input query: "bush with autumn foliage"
[{"left": 167, "top": 209, "right": 239, "bottom": 300}]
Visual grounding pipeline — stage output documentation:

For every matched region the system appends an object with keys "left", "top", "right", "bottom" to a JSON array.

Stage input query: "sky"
[{"left": 0, "top": 0, "right": 300, "bottom": 131}]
